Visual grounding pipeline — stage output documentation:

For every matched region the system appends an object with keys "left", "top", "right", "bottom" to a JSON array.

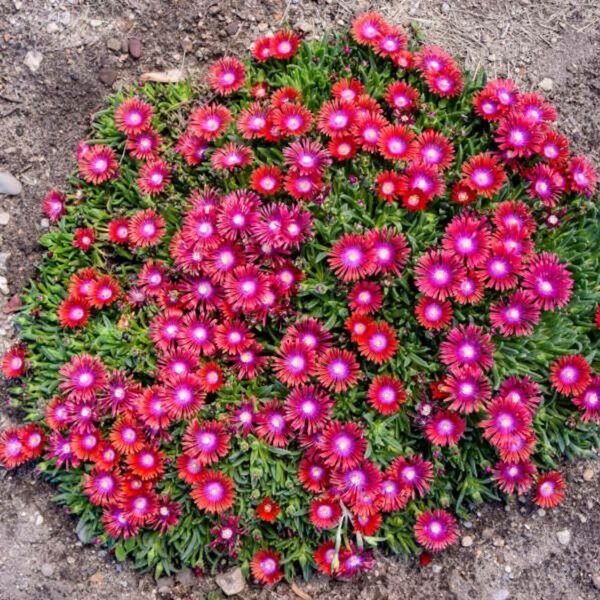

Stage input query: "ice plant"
[{"left": 0, "top": 12, "right": 598, "bottom": 586}]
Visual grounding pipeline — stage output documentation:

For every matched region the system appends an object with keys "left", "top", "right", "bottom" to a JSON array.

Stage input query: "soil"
[{"left": 0, "top": 1, "right": 599, "bottom": 599}]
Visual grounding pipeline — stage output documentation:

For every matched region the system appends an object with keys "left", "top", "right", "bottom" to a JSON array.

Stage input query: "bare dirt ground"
[{"left": 0, "top": 1, "right": 599, "bottom": 598}]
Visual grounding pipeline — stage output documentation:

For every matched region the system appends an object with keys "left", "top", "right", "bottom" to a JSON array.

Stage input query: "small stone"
[
  {"left": 0, "top": 212, "right": 10, "bottom": 225},
  {"left": 35, "top": 513, "right": 44, "bottom": 526},
  {"left": 46, "top": 22, "right": 59, "bottom": 33},
  {"left": 0, "top": 172, "right": 22, "bottom": 196},
  {"left": 432, "top": 564, "right": 442, "bottom": 574},
  {"left": 175, "top": 567, "right": 195, "bottom": 588},
  {"left": 40, "top": 218, "right": 50, "bottom": 229},
  {"left": 156, "top": 575, "right": 175, "bottom": 593},
  {"left": 90, "top": 19, "right": 102, "bottom": 27},
  {"left": 492, "top": 589, "right": 510, "bottom": 600},
  {"left": 441, "top": 2, "right": 451, "bottom": 13},
  {"left": 537, "top": 509, "right": 546, "bottom": 517},
  {"left": 461, "top": 535, "right": 474, "bottom": 547},
  {"left": 107, "top": 38, "right": 122, "bottom": 52},
  {"left": 582, "top": 467, "right": 594, "bottom": 481},
  {"left": 225, "top": 22, "right": 238, "bottom": 36},
  {"left": 556, "top": 529, "right": 571, "bottom": 545},
  {"left": 99, "top": 68, "right": 119, "bottom": 86},
  {"left": 89, "top": 571, "right": 104, "bottom": 584},
  {"left": 488, "top": 54, "right": 496, "bottom": 62},
  {"left": 41, "top": 563, "right": 54, "bottom": 577},
  {"left": 297, "top": 20, "right": 313, "bottom": 33},
  {"left": 66, "top": 556, "right": 76, "bottom": 565},
  {"left": 592, "top": 573, "right": 600, "bottom": 591},
  {"left": 463, "top": 520, "right": 473, "bottom": 529},
  {"left": 482, "top": 528, "right": 494, "bottom": 540},
  {"left": 493, "top": 537, "right": 505, "bottom": 547},
  {"left": 0, "top": 276, "right": 9, "bottom": 295},
  {"left": 539, "top": 77, "right": 554, "bottom": 92},
  {"left": 0, "top": 252, "right": 10, "bottom": 270},
  {"left": 128, "top": 37, "right": 142, "bottom": 59},
  {"left": 216, "top": 566, "right": 246, "bottom": 596}
]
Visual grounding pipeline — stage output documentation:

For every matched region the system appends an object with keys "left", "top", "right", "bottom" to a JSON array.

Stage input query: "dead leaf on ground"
[
  {"left": 140, "top": 69, "right": 183, "bottom": 83},
  {"left": 291, "top": 581, "right": 313, "bottom": 600}
]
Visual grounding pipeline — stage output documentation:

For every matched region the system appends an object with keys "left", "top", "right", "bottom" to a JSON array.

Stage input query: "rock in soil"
[
  {"left": 215, "top": 566, "right": 246, "bottom": 596},
  {"left": 0, "top": 172, "right": 22, "bottom": 195}
]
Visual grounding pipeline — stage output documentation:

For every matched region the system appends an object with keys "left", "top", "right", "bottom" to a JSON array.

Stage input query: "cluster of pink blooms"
[{"left": 1, "top": 11, "right": 599, "bottom": 585}]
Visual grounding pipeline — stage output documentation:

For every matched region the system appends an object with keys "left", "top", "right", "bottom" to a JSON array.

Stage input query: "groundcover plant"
[{"left": 1, "top": 11, "right": 599, "bottom": 584}]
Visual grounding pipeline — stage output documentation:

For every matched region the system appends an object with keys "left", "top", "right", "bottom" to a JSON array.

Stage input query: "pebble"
[
  {"left": 0, "top": 277, "right": 9, "bottom": 295},
  {"left": 493, "top": 537, "right": 505, "bottom": 547},
  {"left": 215, "top": 566, "right": 246, "bottom": 596},
  {"left": 482, "top": 528, "right": 494, "bottom": 540},
  {"left": 175, "top": 567, "right": 195, "bottom": 588},
  {"left": 441, "top": 2, "right": 451, "bottom": 13},
  {"left": 0, "top": 172, "right": 22, "bottom": 196},
  {"left": 556, "top": 529, "right": 571, "bottom": 545},
  {"left": 107, "top": 37, "right": 122, "bottom": 52},
  {"left": 537, "top": 509, "right": 546, "bottom": 517},
  {"left": 0, "top": 212, "right": 9, "bottom": 225},
  {"left": 128, "top": 37, "right": 142, "bottom": 59},
  {"left": 46, "top": 22, "right": 59, "bottom": 33},
  {"left": 66, "top": 556, "right": 76, "bottom": 565},
  {"left": 492, "top": 589, "right": 511, "bottom": 600},
  {"left": 35, "top": 513, "right": 44, "bottom": 526},
  {"left": 432, "top": 564, "right": 442, "bottom": 574},
  {"left": 539, "top": 77, "right": 554, "bottom": 92},
  {"left": 90, "top": 19, "right": 102, "bottom": 27},
  {"left": 41, "top": 563, "right": 54, "bottom": 577},
  {"left": 156, "top": 575, "right": 175, "bottom": 592},
  {"left": 582, "top": 467, "right": 594, "bottom": 481},
  {"left": 40, "top": 218, "right": 50, "bottom": 229},
  {"left": 23, "top": 50, "right": 44, "bottom": 73},
  {"left": 99, "top": 68, "right": 119, "bottom": 86},
  {"left": 0, "top": 253, "right": 10, "bottom": 270},
  {"left": 225, "top": 22, "right": 238, "bottom": 36},
  {"left": 461, "top": 535, "right": 474, "bottom": 547},
  {"left": 592, "top": 573, "right": 600, "bottom": 591}
]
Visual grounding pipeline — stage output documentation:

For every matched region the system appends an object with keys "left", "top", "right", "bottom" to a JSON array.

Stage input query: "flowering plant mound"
[{"left": 1, "top": 12, "right": 599, "bottom": 583}]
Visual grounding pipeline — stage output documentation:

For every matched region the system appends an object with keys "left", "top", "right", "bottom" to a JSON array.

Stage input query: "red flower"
[
  {"left": 415, "top": 129, "right": 455, "bottom": 171},
  {"left": 414, "top": 509, "right": 459, "bottom": 552},
  {"left": 256, "top": 497, "right": 281, "bottom": 522},
  {"left": 480, "top": 398, "right": 533, "bottom": 449},
  {"left": 534, "top": 471, "right": 566, "bottom": 508},
  {"left": 89, "top": 275, "right": 121, "bottom": 309},
  {"left": 317, "top": 99, "right": 356, "bottom": 138},
  {"left": 114, "top": 97, "right": 153, "bottom": 135},
  {"left": 317, "top": 421, "right": 366, "bottom": 470},
  {"left": 357, "top": 321, "right": 398, "bottom": 364},
  {"left": 414, "top": 296, "right": 453, "bottom": 330},
  {"left": 250, "top": 549, "right": 283, "bottom": 585},
  {"left": 424, "top": 411, "right": 465, "bottom": 447},
  {"left": 392, "top": 454, "right": 434, "bottom": 498},
  {"left": 309, "top": 495, "right": 341, "bottom": 529},
  {"left": 137, "top": 158, "right": 171, "bottom": 196},
  {"left": 188, "top": 103, "right": 232, "bottom": 140},
  {"left": 441, "top": 367, "right": 491, "bottom": 414},
  {"left": 42, "top": 189, "right": 66, "bottom": 222},
  {"left": 316, "top": 349, "right": 360, "bottom": 393},
  {"left": 367, "top": 375, "right": 406, "bottom": 415},
  {"left": 461, "top": 152, "right": 507, "bottom": 198},
  {"left": 250, "top": 165, "right": 283, "bottom": 196},
  {"left": 521, "top": 252, "right": 573, "bottom": 312},
  {"left": 328, "top": 233, "right": 375, "bottom": 282},
  {"left": 549, "top": 354, "right": 592, "bottom": 396},
  {"left": 182, "top": 419, "right": 230, "bottom": 465},
  {"left": 385, "top": 81, "right": 419, "bottom": 112},
  {"left": 572, "top": 377, "right": 600, "bottom": 424},
  {"left": 254, "top": 401, "right": 289, "bottom": 447},
  {"left": 128, "top": 208, "right": 165, "bottom": 248},
  {"left": 414, "top": 250, "right": 466, "bottom": 301},
  {"left": 378, "top": 124, "right": 416, "bottom": 162},
  {"left": 58, "top": 295, "right": 90, "bottom": 329},
  {"left": 272, "top": 102, "right": 312, "bottom": 137},
  {"left": 375, "top": 169, "right": 403, "bottom": 201},
  {"left": 211, "top": 143, "right": 254, "bottom": 171},
  {"left": 492, "top": 460, "right": 536, "bottom": 495},
  {"left": 59, "top": 353, "right": 107, "bottom": 401},
  {"left": 439, "top": 323, "right": 495, "bottom": 373},
  {"left": 0, "top": 427, "right": 31, "bottom": 468},
  {"left": 351, "top": 12, "right": 389, "bottom": 45},
  {"left": 125, "top": 129, "right": 161, "bottom": 160},
  {"left": 73, "top": 227, "right": 95, "bottom": 252},
  {"left": 367, "top": 227, "right": 410, "bottom": 276},
  {"left": 78, "top": 144, "right": 119, "bottom": 185},
  {"left": 271, "top": 30, "right": 300, "bottom": 59},
  {"left": 208, "top": 57, "right": 245, "bottom": 95},
  {"left": 284, "top": 385, "right": 333, "bottom": 434},
  {"left": 2, "top": 345, "right": 27, "bottom": 378},
  {"left": 191, "top": 470, "right": 235, "bottom": 514}
]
